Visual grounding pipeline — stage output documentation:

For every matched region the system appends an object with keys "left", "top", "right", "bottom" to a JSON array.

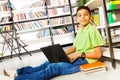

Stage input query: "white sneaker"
[{"left": 3, "top": 69, "right": 17, "bottom": 79}]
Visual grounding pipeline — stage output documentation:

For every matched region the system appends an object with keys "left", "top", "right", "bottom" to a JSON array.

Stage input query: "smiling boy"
[{"left": 15, "top": 6, "right": 103, "bottom": 80}]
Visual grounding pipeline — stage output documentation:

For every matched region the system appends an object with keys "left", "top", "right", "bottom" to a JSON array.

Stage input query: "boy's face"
[{"left": 77, "top": 9, "right": 92, "bottom": 27}]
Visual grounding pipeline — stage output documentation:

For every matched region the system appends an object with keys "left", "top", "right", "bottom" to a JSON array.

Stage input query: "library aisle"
[{"left": 0, "top": 46, "right": 120, "bottom": 80}]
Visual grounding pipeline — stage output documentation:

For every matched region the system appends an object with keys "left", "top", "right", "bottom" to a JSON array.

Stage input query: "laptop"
[{"left": 40, "top": 44, "right": 71, "bottom": 63}]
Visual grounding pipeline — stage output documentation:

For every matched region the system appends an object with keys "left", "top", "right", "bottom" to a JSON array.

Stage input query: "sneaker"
[{"left": 3, "top": 69, "right": 17, "bottom": 79}]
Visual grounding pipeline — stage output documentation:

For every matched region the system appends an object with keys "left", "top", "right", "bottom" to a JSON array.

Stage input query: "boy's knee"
[
  {"left": 48, "top": 63, "right": 59, "bottom": 68},
  {"left": 47, "top": 63, "right": 61, "bottom": 74}
]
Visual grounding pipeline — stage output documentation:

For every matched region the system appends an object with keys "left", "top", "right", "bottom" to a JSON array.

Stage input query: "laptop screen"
[{"left": 40, "top": 44, "right": 71, "bottom": 63}]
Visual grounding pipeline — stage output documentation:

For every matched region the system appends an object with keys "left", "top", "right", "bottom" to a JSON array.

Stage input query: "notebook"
[{"left": 40, "top": 44, "right": 71, "bottom": 63}]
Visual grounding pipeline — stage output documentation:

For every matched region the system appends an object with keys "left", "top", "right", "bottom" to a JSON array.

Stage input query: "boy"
[{"left": 15, "top": 6, "right": 103, "bottom": 80}]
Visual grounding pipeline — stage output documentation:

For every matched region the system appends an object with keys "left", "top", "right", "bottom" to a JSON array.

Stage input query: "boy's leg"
[
  {"left": 15, "top": 58, "right": 88, "bottom": 80},
  {"left": 17, "top": 61, "right": 50, "bottom": 75},
  {"left": 72, "top": 58, "right": 88, "bottom": 66},
  {"left": 60, "top": 58, "right": 88, "bottom": 75},
  {"left": 15, "top": 63, "right": 62, "bottom": 80}
]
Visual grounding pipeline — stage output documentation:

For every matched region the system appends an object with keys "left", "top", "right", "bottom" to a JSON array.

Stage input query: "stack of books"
[{"left": 80, "top": 61, "right": 107, "bottom": 74}]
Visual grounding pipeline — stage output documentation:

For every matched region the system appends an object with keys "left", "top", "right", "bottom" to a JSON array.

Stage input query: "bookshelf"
[
  {"left": 0, "top": 0, "right": 12, "bottom": 58},
  {"left": 101, "top": 0, "right": 120, "bottom": 69},
  {"left": 84, "top": 0, "right": 120, "bottom": 69},
  {"left": 15, "top": 0, "right": 77, "bottom": 49},
  {"left": 0, "top": 0, "right": 32, "bottom": 60},
  {"left": 0, "top": 0, "right": 78, "bottom": 58}
]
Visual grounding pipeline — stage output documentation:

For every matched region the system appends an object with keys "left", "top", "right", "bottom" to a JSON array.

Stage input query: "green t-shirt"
[{"left": 73, "top": 23, "right": 104, "bottom": 63}]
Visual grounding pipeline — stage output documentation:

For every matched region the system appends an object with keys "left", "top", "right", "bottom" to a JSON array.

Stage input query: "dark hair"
[{"left": 76, "top": 6, "right": 91, "bottom": 15}]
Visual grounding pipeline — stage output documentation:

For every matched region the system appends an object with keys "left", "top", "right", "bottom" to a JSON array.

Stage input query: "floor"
[
  {"left": 52, "top": 61, "right": 120, "bottom": 80},
  {"left": 0, "top": 46, "right": 120, "bottom": 80}
]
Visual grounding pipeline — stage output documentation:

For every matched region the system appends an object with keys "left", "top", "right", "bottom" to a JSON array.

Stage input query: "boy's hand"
[{"left": 68, "top": 52, "right": 81, "bottom": 62}]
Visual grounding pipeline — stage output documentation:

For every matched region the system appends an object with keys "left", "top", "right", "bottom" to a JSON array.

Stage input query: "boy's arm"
[
  {"left": 84, "top": 46, "right": 102, "bottom": 59},
  {"left": 65, "top": 46, "right": 76, "bottom": 55}
]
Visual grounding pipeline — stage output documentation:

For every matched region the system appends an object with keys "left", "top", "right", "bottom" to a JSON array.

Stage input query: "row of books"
[
  {"left": 49, "top": 16, "right": 72, "bottom": 26},
  {"left": 37, "top": 29, "right": 50, "bottom": 38},
  {"left": 91, "top": 8, "right": 105, "bottom": 27},
  {"left": 46, "top": 0, "right": 76, "bottom": 6},
  {"left": 36, "top": 26, "right": 73, "bottom": 38},
  {"left": 91, "top": 8, "right": 100, "bottom": 26},
  {"left": 48, "top": 6, "right": 70, "bottom": 16},
  {"left": 92, "top": 2, "right": 120, "bottom": 27},
  {"left": 14, "top": 21, "right": 43, "bottom": 31},
  {"left": 0, "top": 25, "right": 12, "bottom": 32},
  {"left": 13, "top": 11, "right": 46, "bottom": 21},
  {"left": 0, "top": 16, "right": 10, "bottom": 23},
  {"left": 47, "top": 0, "right": 68, "bottom": 6},
  {"left": 52, "top": 26, "right": 70, "bottom": 35},
  {"left": 10, "top": 0, "right": 76, "bottom": 10},
  {"left": 10, "top": 0, "right": 44, "bottom": 9},
  {"left": 0, "top": 5, "right": 8, "bottom": 12},
  {"left": 13, "top": 17, "right": 74, "bottom": 31},
  {"left": 0, "top": 21, "right": 74, "bottom": 34},
  {"left": 12, "top": 7, "right": 71, "bottom": 21},
  {"left": 29, "top": 0, "right": 45, "bottom": 8}
]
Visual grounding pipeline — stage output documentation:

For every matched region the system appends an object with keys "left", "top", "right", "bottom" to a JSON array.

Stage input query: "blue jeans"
[{"left": 15, "top": 58, "right": 88, "bottom": 80}]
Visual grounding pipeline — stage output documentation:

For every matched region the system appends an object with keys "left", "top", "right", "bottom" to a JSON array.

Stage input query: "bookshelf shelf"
[
  {"left": 23, "top": 36, "right": 52, "bottom": 51},
  {"left": 107, "top": 9, "right": 120, "bottom": 13},
  {"left": 97, "top": 22, "right": 120, "bottom": 29},
  {"left": 53, "top": 32, "right": 74, "bottom": 45},
  {"left": 19, "top": 32, "right": 74, "bottom": 51},
  {"left": 103, "top": 48, "right": 120, "bottom": 60},
  {"left": 0, "top": 21, "right": 12, "bottom": 26},
  {"left": 47, "top": 4, "right": 70, "bottom": 9},
  {"left": 0, "top": 11, "right": 10, "bottom": 14},
  {"left": 49, "top": 13, "right": 71, "bottom": 18},
  {"left": 109, "top": 22, "right": 120, "bottom": 29},
  {"left": 13, "top": 17, "right": 48, "bottom": 23}
]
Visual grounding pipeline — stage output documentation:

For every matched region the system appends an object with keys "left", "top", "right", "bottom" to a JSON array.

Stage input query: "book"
[
  {"left": 80, "top": 61, "right": 107, "bottom": 74},
  {"left": 99, "top": 6, "right": 106, "bottom": 26}
]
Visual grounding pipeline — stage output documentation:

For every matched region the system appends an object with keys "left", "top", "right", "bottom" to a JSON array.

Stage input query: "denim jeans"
[{"left": 15, "top": 58, "right": 88, "bottom": 80}]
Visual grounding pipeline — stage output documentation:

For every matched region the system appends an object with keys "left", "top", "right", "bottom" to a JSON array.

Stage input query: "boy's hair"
[{"left": 76, "top": 6, "right": 91, "bottom": 15}]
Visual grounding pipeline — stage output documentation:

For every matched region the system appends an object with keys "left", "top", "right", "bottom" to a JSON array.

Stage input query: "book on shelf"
[
  {"left": 80, "top": 61, "right": 107, "bottom": 74},
  {"left": 99, "top": 6, "right": 106, "bottom": 26},
  {"left": 0, "top": 5, "right": 8, "bottom": 12}
]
